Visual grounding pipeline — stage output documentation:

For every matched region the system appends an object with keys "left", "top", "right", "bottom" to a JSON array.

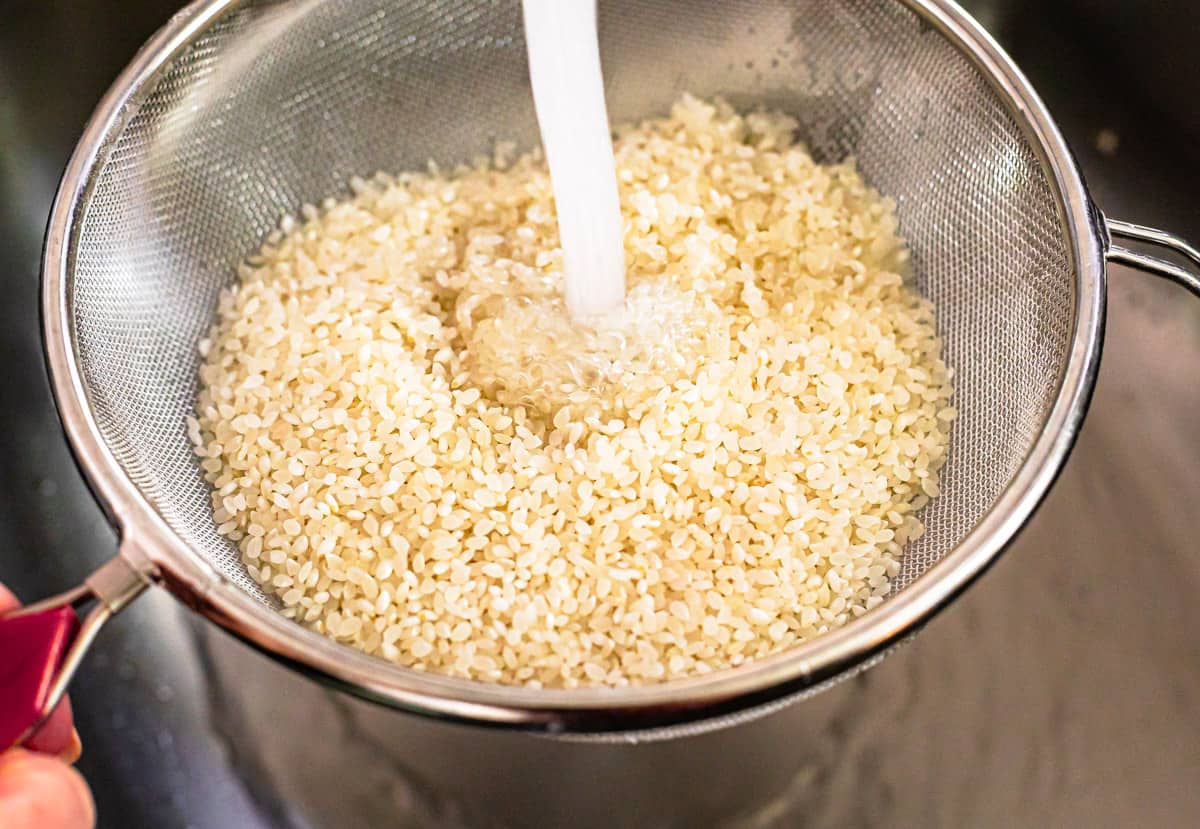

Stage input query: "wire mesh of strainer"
[
  {"left": 75, "top": 0, "right": 1078, "bottom": 606},
  {"left": 74, "top": 0, "right": 1080, "bottom": 606},
  {"left": 5, "top": 0, "right": 1196, "bottom": 744}
]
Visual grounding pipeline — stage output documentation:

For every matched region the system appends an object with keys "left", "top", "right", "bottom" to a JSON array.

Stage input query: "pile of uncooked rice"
[{"left": 191, "top": 95, "right": 955, "bottom": 688}]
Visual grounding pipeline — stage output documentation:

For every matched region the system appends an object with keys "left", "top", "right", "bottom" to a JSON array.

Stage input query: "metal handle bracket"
[
  {"left": 0, "top": 556, "right": 149, "bottom": 749},
  {"left": 1105, "top": 218, "right": 1200, "bottom": 297}
]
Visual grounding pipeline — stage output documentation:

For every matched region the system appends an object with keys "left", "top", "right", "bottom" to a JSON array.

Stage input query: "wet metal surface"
[{"left": 1, "top": 2, "right": 1198, "bottom": 826}]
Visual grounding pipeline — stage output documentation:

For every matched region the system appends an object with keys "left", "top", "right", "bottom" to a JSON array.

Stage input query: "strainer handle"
[
  {"left": 1105, "top": 219, "right": 1200, "bottom": 297},
  {"left": 0, "top": 556, "right": 147, "bottom": 750}
]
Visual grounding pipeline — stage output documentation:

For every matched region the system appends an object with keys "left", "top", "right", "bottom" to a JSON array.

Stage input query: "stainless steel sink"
[{"left": 2, "top": 2, "right": 1198, "bottom": 826}]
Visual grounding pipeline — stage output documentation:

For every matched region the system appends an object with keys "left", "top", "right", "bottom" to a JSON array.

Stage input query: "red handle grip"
[{"left": 0, "top": 607, "right": 80, "bottom": 750}]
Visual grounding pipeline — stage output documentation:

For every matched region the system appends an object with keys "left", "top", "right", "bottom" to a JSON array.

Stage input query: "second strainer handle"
[{"left": 1105, "top": 218, "right": 1200, "bottom": 297}]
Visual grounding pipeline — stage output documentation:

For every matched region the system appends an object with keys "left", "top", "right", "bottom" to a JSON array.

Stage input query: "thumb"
[{"left": 0, "top": 749, "right": 94, "bottom": 829}]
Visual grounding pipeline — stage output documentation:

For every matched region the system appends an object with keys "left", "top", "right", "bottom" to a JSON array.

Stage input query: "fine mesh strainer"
[{"left": 3, "top": 0, "right": 1199, "bottom": 745}]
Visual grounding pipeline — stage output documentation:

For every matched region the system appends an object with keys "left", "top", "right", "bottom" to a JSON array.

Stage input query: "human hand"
[{"left": 0, "top": 584, "right": 94, "bottom": 829}]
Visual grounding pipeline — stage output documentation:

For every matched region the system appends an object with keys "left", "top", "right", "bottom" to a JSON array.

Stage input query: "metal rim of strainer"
[{"left": 40, "top": 0, "right": 1107, "bottom": 734}]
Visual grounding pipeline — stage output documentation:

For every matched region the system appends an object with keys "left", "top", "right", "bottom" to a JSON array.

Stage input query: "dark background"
[{"left": 1, "top": 1, "right": 1198, "bottom": 826}]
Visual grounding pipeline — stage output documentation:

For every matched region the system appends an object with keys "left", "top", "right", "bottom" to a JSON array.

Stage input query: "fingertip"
[
  {"left": 0, "top": 749, "right": 95, "bottom": 828},
  {"left": 0, "top": 582, "right": 17, "bottom": 611},
  {"left": 59, "top": 729, "right": 83, "bottom": 765},
  {"left": 25, "top": 698, "right": 77, "bottom": 759}
]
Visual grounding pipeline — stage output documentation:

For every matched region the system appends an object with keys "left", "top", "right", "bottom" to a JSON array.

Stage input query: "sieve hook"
[
  {"left": 1105, "top": 218, "right": 1200, "bottom": 298},
  {"left": 0, "top": 556, "right": 148, "bottom": 750}
]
